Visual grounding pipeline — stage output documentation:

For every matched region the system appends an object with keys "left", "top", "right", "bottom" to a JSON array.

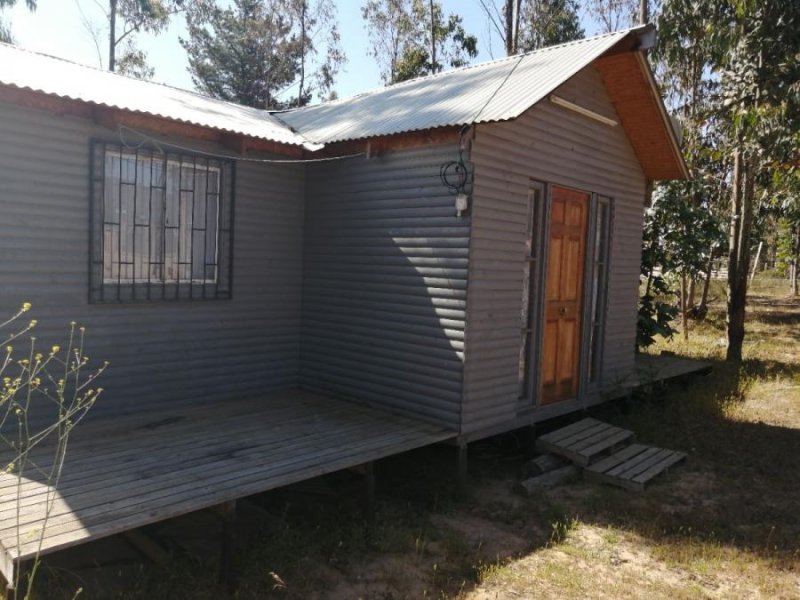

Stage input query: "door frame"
[{"left": 518, "top": 180, "right": 612, "bottom": 410}]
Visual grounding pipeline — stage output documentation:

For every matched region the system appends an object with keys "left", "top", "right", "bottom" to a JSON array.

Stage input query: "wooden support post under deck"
[
  {"left": 364, "top": 461, "right": 376, "bottom": 528},
  {"left": 122, "top": 529, "right": 171, "bottom": 567},
  {"left": 5, "top": 560, "right": 27, "bottom": 600},
  {"left": 217, "top": 500, "right": 237, "bottom": 591},
  {"left": 457, "top": 442, "right": 469, "bottom": 492}
]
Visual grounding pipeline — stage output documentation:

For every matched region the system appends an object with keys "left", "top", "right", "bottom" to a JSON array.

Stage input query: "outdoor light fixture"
[{"left": 549, "top": 95, "right": 619, "bottom": 127}]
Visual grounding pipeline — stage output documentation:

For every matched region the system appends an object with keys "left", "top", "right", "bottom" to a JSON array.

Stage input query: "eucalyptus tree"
[
  {"left": 712, "top": 0, "right": 800, "bottom": 360},
  {"left": 476, "top": 0, "right": 582, "bottom": 56},
  {"left": 585, "top": 0, "right": 642, "bottom": 32},
  {"left": 0, "top": 0, "right": 36, "bottom": 44},
  {"left": 183, "top": 0, "right": 344, "bottom": 108},
  {"left": 362, "top": 0, "right": 477, "bottom": 83},
  {"left": 651, "top": 0, "right": 726, "bottom": 322},
  {"left": 107, "top": 0, "right": 185, "bottom": 76},
  {"left": 290, "top": 0, "right": 344, "bottom": 107},
  {"left": 516, "top": 0, "right": 583, "bottom": 51},
  {"left": 654, "top": 0, "right": 800, "bottom": 360}
]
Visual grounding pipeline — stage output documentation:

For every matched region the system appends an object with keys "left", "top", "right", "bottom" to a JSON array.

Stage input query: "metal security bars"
[
  {"left": 89, "top": 141, "right": 234, "bottom": 303},
  {"left": 518, "top": 181, "right": 547, "bottom": 401},
  {"left": 587, "top": 196, "right": 612, "bottom": 383}
]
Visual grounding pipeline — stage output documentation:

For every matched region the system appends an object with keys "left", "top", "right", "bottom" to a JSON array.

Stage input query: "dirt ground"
[{"left": 36, "top": 289, "right": 800, "bottom": 599}]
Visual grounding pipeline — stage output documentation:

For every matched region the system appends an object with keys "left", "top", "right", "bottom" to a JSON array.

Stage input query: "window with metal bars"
[{"left": 89, "top": 142, "right": 234, "bottom": 302}]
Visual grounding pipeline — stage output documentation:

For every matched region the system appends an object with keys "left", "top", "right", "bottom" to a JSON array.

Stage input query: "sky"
[{"left": 2, "top": 1, "right": 605, "bottom": 103}]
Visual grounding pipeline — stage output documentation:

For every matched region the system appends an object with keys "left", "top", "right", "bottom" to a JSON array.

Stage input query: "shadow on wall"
[{"left": 299, "top": 144, "right": 471, "bottom": 431}]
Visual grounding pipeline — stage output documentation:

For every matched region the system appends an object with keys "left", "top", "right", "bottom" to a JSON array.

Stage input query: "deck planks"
[{"left": 0, "top": 389, "right": 454, "bottom": 585}]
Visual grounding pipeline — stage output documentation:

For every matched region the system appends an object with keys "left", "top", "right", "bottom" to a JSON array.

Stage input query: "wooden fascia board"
[
  {"left": 633, "top": 52, "right": 689, "bottom": 180},
  {"left": 592, "top": 52, "right": 689, "bottom": 181},
  {"left": 0, "top": 84, "right": 304, "bottom": 159},
  {"left": 308, "top": 126, "right": 461, "bottom": 159}
]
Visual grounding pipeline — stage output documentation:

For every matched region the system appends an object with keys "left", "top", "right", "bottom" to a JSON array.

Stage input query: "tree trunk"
[
  {"left": 792, "top": 226, "right": 799, "bottom": 296},
  {"left": 504, "top": 0, "right": 514, "bottom": 55},
  {"left": 688, "top": 278, "right": 697, "bottom": 309},
  {"left": 726, "top": 151, "right": 755, "bottom": 362},
  {"left": 700, "top": 250, "right": 714, "bottom": 308},
  {"left": 298, "top": 0, "right": 306, "bottom": 106},
  {"left": 109, "top": 0, "right": 117, "bottom": 72},
  {"left": 681, "top": 273, "right": 688, "bottom": 340},
  {"left": 429, "top": 0, "right": 436, "bottom": 72}
]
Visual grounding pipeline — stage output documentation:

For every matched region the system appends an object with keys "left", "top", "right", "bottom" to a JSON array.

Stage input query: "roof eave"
[{"left": 634, "top": 52, "right": 690, "bottom": 180}]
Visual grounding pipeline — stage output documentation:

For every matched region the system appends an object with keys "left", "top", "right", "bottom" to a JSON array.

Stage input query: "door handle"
[{"left": 559, "top": 306, "right": 567, "bottom": 316}]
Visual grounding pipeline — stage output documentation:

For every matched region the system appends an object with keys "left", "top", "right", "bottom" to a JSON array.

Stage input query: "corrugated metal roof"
[
  {"left": 277, "top": 27, "right": 646, "bottom": 144},
  {"left": 0, "top": 42, "right": 318, "bottom": 150}
]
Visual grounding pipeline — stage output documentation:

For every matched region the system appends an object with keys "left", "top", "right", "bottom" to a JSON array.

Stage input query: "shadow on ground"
[{"left": 35, "top": 299, "right": 800, "bottom": 599}]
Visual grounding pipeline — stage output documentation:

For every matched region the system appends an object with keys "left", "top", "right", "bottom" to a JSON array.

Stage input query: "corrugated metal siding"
[
  {"left": 0, "top": 101, "right": 306, "bottom": 423},
  {"left": 462, "top": 65, "right": 646, "bottom": 433},
  {"left": 300, "top": 145, "right": 468, "bottom": 429}
]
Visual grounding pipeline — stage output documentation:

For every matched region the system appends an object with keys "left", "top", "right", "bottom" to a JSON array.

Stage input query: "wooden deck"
[
  {"left": 634, "top": 354, "right": 713, "bottom": 386},
  {"left": 0, "top": 390, "right": 454, "bottom": 586}
]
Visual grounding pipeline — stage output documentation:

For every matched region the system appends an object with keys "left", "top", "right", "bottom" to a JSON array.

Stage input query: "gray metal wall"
[
  {"left": 301, "top": 145, "right": 468, "bottom": 429},
  {"left": 463, "top": 65, "right": 647, "bottom": 434},
  {"left": 0, "top": 101, "right": 306, "bottom": 422}
]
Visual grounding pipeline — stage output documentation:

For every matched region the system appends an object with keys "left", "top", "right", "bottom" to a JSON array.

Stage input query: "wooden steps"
[
  {"left": 584, "top": 444, "right": 687, "bottom": 491},
  {"left": 535, "top": 418, "right": 635, "bottom": 466},
  {"left": 534, "top": 418, "right": 686, "bottom": 491}
]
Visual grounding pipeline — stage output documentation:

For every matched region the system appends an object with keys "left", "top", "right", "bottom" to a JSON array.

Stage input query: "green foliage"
[
  {"left": 115, "top": 38, "right": 155, "bottom": 79},
  {"left": 517, "top": 0, "right": 584, "bottom": 52},
  {"left": 362, "top": 0, "right": 478, "bottom": 83},
  {"left": 182, "top": 0, "right": 343, "bottom": 108},
  {"left": 0, "top": 0, "right": 36, "bottom": 45},
  {"left": 0, "top": 18, "right": 12, "bottom": 43},
  {"left": 1, "top": 303, "right": 106, "bottom": 596},
  {"left": 110, "top": 0, "right": 184, "bottom": 76},
  {"left": 585, "top": 0, "right": 646, "bottom": 33},
  {"left": 638, "top": 181, "right": 725, "bottom": 348},
  {"left": 639, "top": 210, "right": 678, "bottom": 349}
]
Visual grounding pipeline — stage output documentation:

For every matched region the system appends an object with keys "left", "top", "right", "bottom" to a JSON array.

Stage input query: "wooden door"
[{"left": 541, "top": 186, "right": 589, "bottom": 405}]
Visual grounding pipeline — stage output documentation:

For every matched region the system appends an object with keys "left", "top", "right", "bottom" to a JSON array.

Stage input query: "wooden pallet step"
[
  {"left": 585, "top": 445, "right": 686, "bottom": 491},
  {"left": 535, "top": 418, "right": 635, "bottom": 466}
]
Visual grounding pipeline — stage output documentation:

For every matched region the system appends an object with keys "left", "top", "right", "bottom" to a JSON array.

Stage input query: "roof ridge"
[{"left": 277, "top": 26, "right": 647, "bottom": 116}]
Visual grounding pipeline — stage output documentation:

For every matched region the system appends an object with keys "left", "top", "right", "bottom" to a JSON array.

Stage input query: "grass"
[{"left": 37, "top": 284, "right": 800, "bottom": 599}]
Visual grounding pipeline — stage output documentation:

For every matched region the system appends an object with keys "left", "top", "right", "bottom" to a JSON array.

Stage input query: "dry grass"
[{"left": 38, "top": 286, "right": 800, "bottom": 599}]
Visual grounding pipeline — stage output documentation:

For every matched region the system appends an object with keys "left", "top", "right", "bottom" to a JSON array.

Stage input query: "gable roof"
[
  {"left": 277, "top": 27, "right": 646, "bottom": 145},
  {"left": 0, "top": 42, "right": 319, "bottom": 151},
  {"left": 0, "top": 27, "right": 686, "bottom": 179}
]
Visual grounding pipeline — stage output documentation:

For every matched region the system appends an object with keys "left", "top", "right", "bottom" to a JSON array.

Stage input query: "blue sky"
[{"left": 3, "top": 1, "right": 604, "bottom": 101}]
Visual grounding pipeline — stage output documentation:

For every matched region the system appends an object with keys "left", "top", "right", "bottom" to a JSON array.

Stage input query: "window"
[
  {"left": 518, "top": 181, "right": 546, "bottom": 400},
  {"left": 587, "top": 196, "right": 611, "bottom": 383},
  {"left": 89, "top": 143, "right": 233, "bottom": 302}
]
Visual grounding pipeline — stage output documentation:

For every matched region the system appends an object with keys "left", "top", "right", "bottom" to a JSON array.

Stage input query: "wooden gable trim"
[
  {"left": 0, "top": 84, "right": 304, "bottom": 159},
  {"left": 592, "top": 52, "right": 688, "bottom": 181}
]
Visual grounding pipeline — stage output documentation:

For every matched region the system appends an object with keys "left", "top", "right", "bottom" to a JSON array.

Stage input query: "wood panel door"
[{"left": 541, "top": 186, "right": 589, "bottom": 405}]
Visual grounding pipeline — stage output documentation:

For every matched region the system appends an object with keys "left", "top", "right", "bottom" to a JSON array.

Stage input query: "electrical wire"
[
  {"left": 438, "top": 53, "right": 527, "bottom": 199},
  {"left": 117, "top": 125, "right": 365, "bottom": 163}
]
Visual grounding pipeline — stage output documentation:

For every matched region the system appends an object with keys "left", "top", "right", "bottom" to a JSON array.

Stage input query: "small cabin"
[{"left": 0, "top": 26, "right": 686, "bottom": 591}]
